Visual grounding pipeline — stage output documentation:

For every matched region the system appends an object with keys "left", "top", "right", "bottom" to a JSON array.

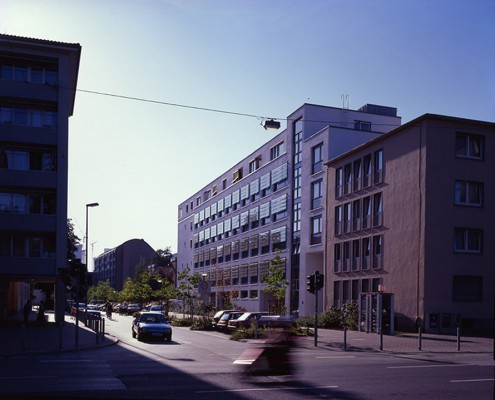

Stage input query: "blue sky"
[{"left": 2, "top": 0, "right": 494, "bottom": 264}]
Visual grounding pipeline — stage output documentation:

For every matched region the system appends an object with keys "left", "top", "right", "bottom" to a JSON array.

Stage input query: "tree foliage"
[{"left": 262, "top": 250, "right": 289, "bottom": 315}]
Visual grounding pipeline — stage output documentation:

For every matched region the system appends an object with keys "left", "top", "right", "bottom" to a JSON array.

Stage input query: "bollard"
[
  {"left": 379, "top": 328, "right": 383, "bottom": 351},
  {"left": 418, "top": 327, "right": 422, "bottom": 351},
  {"left": 344, "top": 327, "right": 347, "bottom": 351},
  {"left": 95, "top": 320, "right": 99, "bottom": 344},
  {"left": 457, "top": 327, "right": 461, "bottom": 351}
]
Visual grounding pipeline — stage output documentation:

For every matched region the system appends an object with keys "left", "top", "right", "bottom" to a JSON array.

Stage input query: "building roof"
[{"left": 325, "top": 113, "right": 495, "bottom": 166}]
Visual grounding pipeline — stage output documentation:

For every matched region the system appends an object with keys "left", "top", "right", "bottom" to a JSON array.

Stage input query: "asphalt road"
[{"left": 0, "top": 314, "right": 492, "bottom": 400}]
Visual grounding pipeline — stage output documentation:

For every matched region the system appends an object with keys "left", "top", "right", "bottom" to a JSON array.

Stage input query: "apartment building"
[
  {"left": 0, "top": 34, "right": 81, "bottom": 323},
  {"left": 93, "top": 239, "right": 156, "bottom": 291},
  {"left": 326, "top": 114, "right": 495, "bottom": 334},
  {"left": 177, "top": 102, "right": 401, "bottom": 317}
]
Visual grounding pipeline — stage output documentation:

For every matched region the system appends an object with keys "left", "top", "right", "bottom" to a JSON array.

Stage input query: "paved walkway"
[
  {"left": 304, "top": 328, "right": 493, "bottom": 354},
  {"left": 0, "top": 312, "right": 492, "bottom": 357},
  {"left": 0, "top": 312, "right": 116, "bottom": 356}
]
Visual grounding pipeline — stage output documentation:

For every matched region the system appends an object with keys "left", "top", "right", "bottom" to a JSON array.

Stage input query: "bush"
[{"left": 296, "top": 301, "right": 359, "bottom": 330}]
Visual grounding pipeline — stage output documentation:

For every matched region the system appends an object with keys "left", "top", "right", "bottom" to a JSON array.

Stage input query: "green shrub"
[{"left": 296, "top": 301, "right": 359, "bottom": 330}]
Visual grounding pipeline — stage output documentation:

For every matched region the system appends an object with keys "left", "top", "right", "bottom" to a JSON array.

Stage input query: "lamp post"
[{"left": 75, "top": 202, "right": 99, "bottom": 348}]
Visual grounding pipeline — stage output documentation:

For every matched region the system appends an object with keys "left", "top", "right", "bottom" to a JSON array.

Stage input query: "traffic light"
[
  {"left": 315, "top": 273, "right": 324, "bottom": 290},
  {"left": 306, "top": 274, "right": 315, "bottom": 294}
]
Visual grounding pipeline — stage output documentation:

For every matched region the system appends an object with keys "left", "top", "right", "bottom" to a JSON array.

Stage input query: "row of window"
[
  {"left": 335, "top": 149, "right": 383, "bottom": 198},
  {"left": 201, "top": 259, "right": 285, "bottom": 287},
  {"left": 194, "top": 227, "right": 287, "bottom": 268},
  {"left": 0, "top": 191, "right": 56, "bottom": 215},
  {"left": 194, "top": 195, "right": 288, "bottom": 247},
  {"left": 0, "top": 233, "right": 55, "bottom": 258},
  {"left": 0, "top": 147, "right": 57, "bottom": 172},
  {"left": 333, "top": 277, "right": 383, "bottom": 307},
  {"left": 0, "top": 62, "right": 58, "bottom": 85},
  {"left": 194, "top": 163, "right": 289, "bottom": 228},
  {"left": 185, "top": 142, "right": 287, "bottom": 214},
  {"left": 334, "top": 235, "right": 383, "bottom": 273},
  {"left": 0, "top": 105, "right": 58, "bottom": 128},
  {"left": 335, "top": 192, "right": 383, "bottom": 235},
  {"left": 332, "top": 275, "right": 483, "bottom": 307}
]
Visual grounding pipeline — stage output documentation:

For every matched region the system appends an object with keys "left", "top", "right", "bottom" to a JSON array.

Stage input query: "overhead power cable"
[{"left": 73, "top": 87, "right": 402, "bottom": 127}]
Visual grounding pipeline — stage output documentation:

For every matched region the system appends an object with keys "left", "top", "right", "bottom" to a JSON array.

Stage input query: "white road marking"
[
  {"left": 316, "top": 356, "right": 356, "bottom": 359},
  {"left": 196, "top": 385, "right": 339, "bottom": 394},
  {"left": 450, "top": 378, "right": 494, "bottom": 383},
  {"left": 387, "top": 364, "right": 466, "bottom": 369}
]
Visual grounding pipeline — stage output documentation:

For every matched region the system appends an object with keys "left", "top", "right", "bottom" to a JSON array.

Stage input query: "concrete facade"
[
  {"left": 0, "top": 34, "right": 80, "bottom": 323},
  {"left": 93, "top": 239, "right": 156, "bottom": 291},
  {"left": 177, "top": 103, "right": 400, "bottom": 317},
  {"left": 326, "top": 114, "right": 495, "bottom": 334}
]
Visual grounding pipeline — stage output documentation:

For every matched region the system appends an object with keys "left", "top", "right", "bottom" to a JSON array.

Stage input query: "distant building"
[
  {"left": 0, "top": 34, "right": 81, "bottom": 323},
  {"left": 93, "top": 239, "right": 156, "bottom": 291},
  {"left": 177, "top": 102, "right": 400, "bottom": 316},
  {"left": 326, "top": 114, "right": 495, "bottom": 334}
]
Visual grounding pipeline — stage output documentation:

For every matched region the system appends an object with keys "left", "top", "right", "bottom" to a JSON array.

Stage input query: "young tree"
[
  {"left": 262, "top": 251, "right": 289, "bottom": 315},
  {"left": 177, "top": 266, "right": 200, "bottom": 317}
]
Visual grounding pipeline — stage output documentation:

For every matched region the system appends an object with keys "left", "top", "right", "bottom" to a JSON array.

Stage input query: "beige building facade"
[{"left": 326, "top": 114, "right": 495, "bottom": 334}]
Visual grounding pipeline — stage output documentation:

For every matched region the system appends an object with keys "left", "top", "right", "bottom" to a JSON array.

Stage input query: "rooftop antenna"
[{"left": 341, "top": 94, "right": 350, "bottom": 109}]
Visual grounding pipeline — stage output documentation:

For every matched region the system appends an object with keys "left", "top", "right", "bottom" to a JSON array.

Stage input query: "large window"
[
  {"left": 0, "top": 233, "right": 55, "bottom": 258},
  {"left": 0, "top": 105, "right": 57, "bottom": 128},
  {"left": 373, "top": 192, "right": 383, "bottom": 227},
  {"left": 374, "top": 149, "right": 383, "bottom": 184},
  {"left": 270, "top": 142, "right": 285, "bottom": 160},
  {"left": 455, "top": 181, "right": 483, "bottom": 207},
  {"left": 454, "top": 228, "right": 482, "bottom": 253},
  {"left": 0, "top": 61, "right": 58, "bottom": 84},
  {"left": 312, "top": 143, "right": 323, "bottom": 174},
  {"left": 311, "top": 215, "right": 322, "bottom": 245},
  {"left": 311, "top": 179, "right": 323, "bottom": 210},
  {"left": 335, "top": 167, "right": 343, "bottom": 198},
  {"left": 455, "top": 133, "right": 484, "bottom": 160}
]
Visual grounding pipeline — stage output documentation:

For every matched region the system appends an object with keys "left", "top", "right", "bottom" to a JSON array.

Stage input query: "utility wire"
[{"left": 72, "top": 87, "right": 402, "bottom": 127}]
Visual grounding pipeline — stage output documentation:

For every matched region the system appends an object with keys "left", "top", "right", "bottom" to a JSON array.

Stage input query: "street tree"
[
  {"left": 177, "top": 266, "right": 200, "bottom": 317},
  {"left": 262, "top": 250, "right": 289, "bottom": 315}
]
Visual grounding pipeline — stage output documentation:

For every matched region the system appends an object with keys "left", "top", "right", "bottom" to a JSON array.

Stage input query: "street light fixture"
[
  {"left": 262, "top": 118, "right": 281, "bottom": 132},
  {"left": 75, "top": 202, "right": 99, "bottom": 348}
]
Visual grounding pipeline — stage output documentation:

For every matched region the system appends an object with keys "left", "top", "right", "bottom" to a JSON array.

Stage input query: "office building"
[
  {"left": 0, "top": 34, "right": 81, "bottom": 323},
  {"left": 177, "top": 102, "right": 400, "bottom": 316},
  {"left": 326, "top": 114, "right": 495, "bottom": 334},
  {"left": 93, "top": 239, "right": 156, "bottom": 291}
]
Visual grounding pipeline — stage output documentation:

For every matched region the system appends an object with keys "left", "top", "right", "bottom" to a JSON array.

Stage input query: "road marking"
[
  {"left": 387, "top": 364, "right": 465, "bottom": 369},
  {"left": 450, "top": 378, "right": 494, "bottom": 383},
  {"left": 0, "top": 376, "right": 58, "bottom": 379},
  {"left": 316, "top": 356, "right": 356, "bottom": 359},
  {"left": 196, "top": 385, "right": 339, "bottom": 394}
]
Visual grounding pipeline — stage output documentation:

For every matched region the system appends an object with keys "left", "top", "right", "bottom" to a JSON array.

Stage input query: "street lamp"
[
  {"left": 261, "top": 118, "right": 281, "bottom": 132},
  {"left": 75, "top": 202, "right": 99, "bottom": 348}
]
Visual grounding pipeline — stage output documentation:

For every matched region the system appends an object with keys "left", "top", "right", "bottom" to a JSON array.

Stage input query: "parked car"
[
  {"left": 228, "top": 312, "right": 267, "bottom": 331},
  {"left": 86, "top": 304, "right": 101, "bottom": 317},
  {"left": 216, "top": 311, "right": 245, "bottom": 331},
  {"left": 212, "top": 310, "right": 237, "bottom": 329},
  {"left": 149, "top": 305, "right": 167, "bottom": 315},
  {"left": 126, "top": 304, "right": 141, "bottom": 315},
  {"left": 131, "top": 312, "right": 172, "bottom": 342}
]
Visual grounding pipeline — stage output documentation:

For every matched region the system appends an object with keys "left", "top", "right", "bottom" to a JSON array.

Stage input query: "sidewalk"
[
  {"left": 300, "top": 327, "right": 494, "bottom": 355},
  {"left": 0, "top": 312, "right": 117, "bottom": 356},
  {"left": 0, "top": 313, "right": 492, "bottom": 357}
]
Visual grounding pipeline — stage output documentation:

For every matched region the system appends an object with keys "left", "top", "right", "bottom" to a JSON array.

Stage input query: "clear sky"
[{"left": 2, "top": 0, "right": 494, "bottom": 264}]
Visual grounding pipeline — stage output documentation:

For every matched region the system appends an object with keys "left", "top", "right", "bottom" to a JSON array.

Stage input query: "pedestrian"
[
  {"left": 23, "top": 299, "right": 32, "bottom": 324},
  {"left": 36, "top": 301, "right": 45, "bottom": 324}
]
